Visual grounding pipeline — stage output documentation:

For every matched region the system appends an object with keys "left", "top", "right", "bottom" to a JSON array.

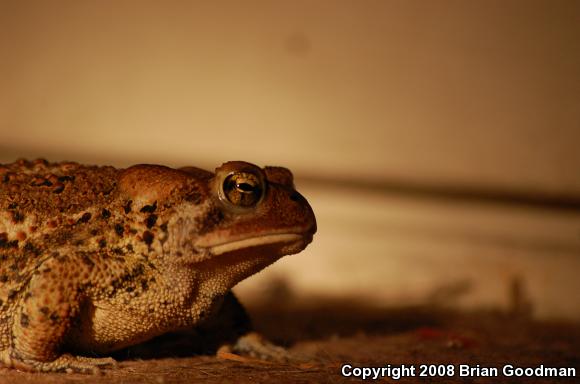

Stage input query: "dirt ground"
[{"left": 0, "top": 299, "right": 578, "bottom": 383}]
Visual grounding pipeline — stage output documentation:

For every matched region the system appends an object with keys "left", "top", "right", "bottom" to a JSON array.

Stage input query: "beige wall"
[
  {"left": 1, "top": 1, "right": 579, "bottom": 319},
  {"left": 1, "top": 0, "right": 579, "bottom": 192}
]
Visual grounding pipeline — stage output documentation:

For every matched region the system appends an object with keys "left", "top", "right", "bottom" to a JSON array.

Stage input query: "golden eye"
[{"left": 221, "top": 172, "right": 264, "bottom": 208}]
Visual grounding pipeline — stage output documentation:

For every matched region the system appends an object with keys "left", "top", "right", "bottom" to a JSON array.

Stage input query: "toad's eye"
[{"left": 220, "top": 172, "right": 264, "bottom": 208}]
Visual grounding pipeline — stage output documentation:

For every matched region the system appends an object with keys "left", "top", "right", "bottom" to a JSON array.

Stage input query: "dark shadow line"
[{"left": 297, "top": 174, "right": 580, "bottom": 212}]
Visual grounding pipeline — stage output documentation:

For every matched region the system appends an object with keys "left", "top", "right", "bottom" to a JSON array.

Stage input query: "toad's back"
[
  {"left": 0, "top": 159, "right": 120, "bottom": 219},
  {"left": 0, "top": 159, "right": 121, "bottom": 298}
]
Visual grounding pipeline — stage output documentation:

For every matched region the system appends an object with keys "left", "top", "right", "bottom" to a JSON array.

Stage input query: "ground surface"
[{"left": 0, "top": 300, "right": 578, "bottom": 383}]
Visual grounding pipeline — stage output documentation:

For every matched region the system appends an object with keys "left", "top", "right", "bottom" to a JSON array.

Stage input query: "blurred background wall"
[{"left": 1, "top": 0, "right": 579, "bottom": 319}]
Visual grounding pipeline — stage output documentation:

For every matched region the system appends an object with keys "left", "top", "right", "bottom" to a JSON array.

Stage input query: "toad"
[{"left": 0, "top": 159, "right": 316, "bottom": 373}]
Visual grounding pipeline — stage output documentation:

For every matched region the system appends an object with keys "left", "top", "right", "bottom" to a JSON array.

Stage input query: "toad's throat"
[{"left": 206, "top": 233, "right": 304, "bottom": 256}]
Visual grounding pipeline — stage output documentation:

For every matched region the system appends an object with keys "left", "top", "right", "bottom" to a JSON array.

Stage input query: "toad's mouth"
[{"left": 201, "top": 233, "right": 311, "bottom": 256}]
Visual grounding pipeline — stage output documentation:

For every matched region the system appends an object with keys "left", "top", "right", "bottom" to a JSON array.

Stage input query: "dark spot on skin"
[
  {"left": 8, "top": 290, "right": 17, "bottom": 300},
  {"left": 145, "top": 214, "right": 157, "bottom": 229},
  {"left": 20, "top": 313, "right": 29, "bottom": 328},
  {"left": 125, "top": 286, "right": 134, "bottom": 293},
  {"left": 185, "top": 191, "right": 202, "bottom": 204},
  {"left": 112, "top": 247, "right": 124, "bottom": 255},
  {"left": 160, "top": 223, "right": 168, "bottom": 232},
  {"left": 0, "top": 233, "right": 7, "bottom": 247},
  {"left": 140, "top": 202, "right": 157, "bottom": 213},
  {"left": 23, "top": 292, "right": 32, "bottom": 302},
  {"left": 78, "top": 212, "right": 92, "bottom": 223},
  {"left": 42, "top": 268, "right": 52, "bottom": 274},
  {"left": 8, "top": 264, "right": 18, "bottom": 272},
  {"left": 11, "top": 211, "right": 24, "bottom": 223},
  {"left": 99, "top": 239, "right": 107, "bottom": 248},
  {"left": 142, "top": 231, "right": 154, "bottom": 246},
  {"left": 145, "top": 260, "right": 157, "bottom": 271},
  {"left": 197, "top": 207, "right": 225, "bottom": 235},
  {"left": 126, "top": 244, "right": 133, "bottom": 252},
  {"left": 25, "top": 243, "right": 41, "bottom": 256},
  {"left": 0, "top": 275, "right": 8, "bottom": 283},
  {"left": 30, "top": 177, "right": 52, "bottom": 187},
  {"left": 141, "top": 280, "right": 148, "bottom": 291},
  {"left": 90, "top": 229, "right": 99, "bottom": 236},
  {"left": 7, "top": 202, "right": 17, "bottom": 209},
  {"left": 57, "top": 175, "right": 74, "bottom": 183},
  {"left": 40, "top": 307, "right": 50, "bottom": 315},
  {"left": 133, "top": 264, "right": 145, "bottom": 277},
  {"left": 49, "top": 312, "right": 60, "bottom": 324},
  {"left": 115, "top": 224, "right": 124, "bottom": 236},
  {"left": 175, "top": 251, "right": 182, "bottom": 257},
  {"left": 124, "top": 200, "right": 133, "bottom": 214},
  {"left": 0, "top": 299, "right": 3, "bottom": 307},
  {"left": 8, "top": 240, "right": 18, "bottom": 248},
  {"left": 101, "top": 208, "right": 111, "bottom": 219},
  {"left": 106, "top": 264, "right": 145, "bottom": 298},
  {"left": 81, "top": 254, "right": 94, "bottom": 267},
  {"left": 52, "top": 183, "right": 65, "bottom": 194}
]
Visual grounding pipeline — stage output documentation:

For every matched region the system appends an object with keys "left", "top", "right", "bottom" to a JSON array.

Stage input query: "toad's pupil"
[{"left": 236, "top": 182, "right": 254, "bottom": 193}]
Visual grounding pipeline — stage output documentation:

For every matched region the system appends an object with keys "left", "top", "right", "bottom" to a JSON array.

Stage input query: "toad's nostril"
[{"left": 290, "top": 192, "right": 301, "bottom": 202}]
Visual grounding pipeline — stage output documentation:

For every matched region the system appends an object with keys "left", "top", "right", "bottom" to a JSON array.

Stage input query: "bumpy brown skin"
[{"left": 0, "top": 159, "right": 316, "bottom": 373}]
